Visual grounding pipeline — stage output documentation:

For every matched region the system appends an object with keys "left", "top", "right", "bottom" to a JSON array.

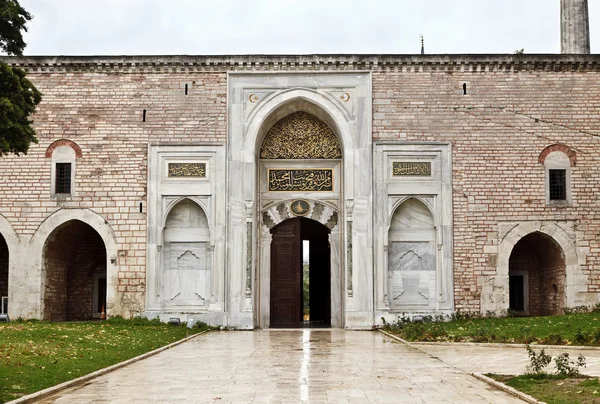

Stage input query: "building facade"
[{"left": 0, "top": 51, "right": 598, "bottom": 328}]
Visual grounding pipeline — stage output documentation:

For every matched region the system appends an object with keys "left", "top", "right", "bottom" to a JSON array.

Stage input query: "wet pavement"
[
  {"left": 413, "top": 341, "right": 600, "bottom": 377},
  {"left": 40, "top": 330, "right": 523, "bottom": 403}
]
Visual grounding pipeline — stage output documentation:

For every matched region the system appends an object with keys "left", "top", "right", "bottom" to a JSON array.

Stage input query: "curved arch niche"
[
  {"left": 388, "top": 199, "right": 437, "bottom": 310},
  {"left": 162, "top": 199, "right": 211, "bottom": 308}
]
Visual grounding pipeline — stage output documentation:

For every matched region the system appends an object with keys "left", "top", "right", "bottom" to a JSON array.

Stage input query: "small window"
[
  {"left": 549, "top": 169, "right": 566, "bottom": 201},
  {"left": 55, "top": 163, "right": 72, "bottom": 194},
  {"left": 48, "top": 143, "right": 78, "bottom": 198},
  {"left": 543, "top": 151, "right": 571, "bottom": 205}
]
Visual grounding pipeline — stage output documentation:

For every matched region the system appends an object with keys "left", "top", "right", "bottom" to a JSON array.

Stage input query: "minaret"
[{"left": 561, "top": 0, "right": 590, "bottom": 54}]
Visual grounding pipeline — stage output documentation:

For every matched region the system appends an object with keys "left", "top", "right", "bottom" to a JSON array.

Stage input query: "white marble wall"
[
  {"left": 373, "top": 142, "right": 454, "bottom": 324},
  {"left": 145, "top": 144, "right": 226, "bottom": 325},
  {"left": 228, "top": 72, "right": 373, "bottom": 329}
]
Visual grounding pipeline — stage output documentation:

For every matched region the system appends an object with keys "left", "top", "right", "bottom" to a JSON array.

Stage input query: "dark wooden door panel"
[{"left": 270, "top": 218, "right": 301, "bottom": 328}]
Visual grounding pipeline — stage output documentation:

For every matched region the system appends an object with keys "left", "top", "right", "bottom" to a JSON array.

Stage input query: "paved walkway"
[
  {"left": 40, "top": 330, "right": 522, "bottom": 404},
  {"left": 413, "top": 342, "right": 600, "bottom": 376}
]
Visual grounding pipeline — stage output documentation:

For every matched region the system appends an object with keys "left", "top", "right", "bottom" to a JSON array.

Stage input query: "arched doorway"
[
  {"left": 509, "top": 232, "right": 566, "bottom": 316},
  {"left": 258, "top": 110, "right": 342, "bottom": 328},
  {"left": 42, "top": 220, "right": 107, "bottom": 321},
  {"left": 0, "top": 234, "right": 8, "bottom": 314},
  {"left": 270, "top": 217, "right": 331, "bottom": 328}
]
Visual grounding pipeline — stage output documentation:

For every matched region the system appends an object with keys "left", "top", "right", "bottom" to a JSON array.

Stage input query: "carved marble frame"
[
  {"left": 228, "top": 72, "right": 373, "bottom": 329},
  {"left": 373, "top": 142, "right": 454, "bottom": 323},
  {"left": 145, "top": 144, "right": 226, "bottom": 321}
]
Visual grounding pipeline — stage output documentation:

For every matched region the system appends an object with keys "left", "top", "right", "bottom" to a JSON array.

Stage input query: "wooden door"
[{"left": 270, "top": 218, "right": 302, "bottom": 328}]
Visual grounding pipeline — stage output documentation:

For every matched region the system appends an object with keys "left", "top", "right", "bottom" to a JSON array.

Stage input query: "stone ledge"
[
  {"left": 1, "top": 54, "right": 599, "bottom": 73},
  {"left": 472, "top": 373, "right": 544, "bottom": 404},
  {"left": 6, "top": 330, "right": 210, "bottom": 404}
]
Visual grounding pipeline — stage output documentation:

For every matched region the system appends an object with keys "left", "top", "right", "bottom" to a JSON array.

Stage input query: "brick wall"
[
  {"left": 0, "top": 68, "right": 227, "bottom": 314},
  {"left": 0, "top": 56, "right": 599, "bottom": 315},
  {"left": 372, "top": 68, "right": 600, "bottom": 311}
]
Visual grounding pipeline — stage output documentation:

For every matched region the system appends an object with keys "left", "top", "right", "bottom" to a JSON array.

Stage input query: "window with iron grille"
[
  {"left": 549, "top": 169, "right": 566, "bottom": 201},
  {"left": 55, "top": 163, "right": 72, "bottom": 194}
]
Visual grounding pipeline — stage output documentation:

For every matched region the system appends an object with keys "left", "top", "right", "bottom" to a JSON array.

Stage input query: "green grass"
[
  {"left": 383, "top": 312, "right": 600, "bottom": 345},
  {"left": 0, "top": 318, "right": 210, "bottom": 403},
  {"left": 489, "top": 374, "right": 600, "bottom": 404}
]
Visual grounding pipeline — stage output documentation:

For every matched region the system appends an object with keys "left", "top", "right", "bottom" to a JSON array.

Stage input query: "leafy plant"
[
  {"left": 525, "top": 344, "right": 551, "bottom": 374},
  {"left": 554, "top": 353, "right": 586, "bottom": 377}
]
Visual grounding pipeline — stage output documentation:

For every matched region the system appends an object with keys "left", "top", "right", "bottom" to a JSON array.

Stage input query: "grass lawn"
[
  {"left": 0, "top": 318, "right": 210, "bottom": 403},
  {"left": 489, "top": 374, "right": 600, "bottom": 404},
  {"left": 383, "top": 312, "right": 600, "bottom": 345}
]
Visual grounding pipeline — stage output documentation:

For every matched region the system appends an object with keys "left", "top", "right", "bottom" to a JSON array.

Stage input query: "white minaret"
[{"left": 561, "top": 0, "right": 590, "bottom": 54}]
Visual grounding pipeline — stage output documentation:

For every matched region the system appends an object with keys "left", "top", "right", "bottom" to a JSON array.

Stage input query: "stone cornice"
[{"left": 1, "top": 54, "right": 599, "bottom": 73}]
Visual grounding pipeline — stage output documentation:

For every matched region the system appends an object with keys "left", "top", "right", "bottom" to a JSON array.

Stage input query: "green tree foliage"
[{"left": 0, "top": 0, "right": 41, "bottom": 155}]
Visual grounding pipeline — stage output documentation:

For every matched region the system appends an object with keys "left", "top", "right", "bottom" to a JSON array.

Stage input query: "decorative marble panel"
[
  {"left": 168, "top": 162, "right": 206, "bottom": 177},
  {"left": 164, "top": 242, "right": 209, "bottom": 306},
  {"left": 260, "top": 111, "right": 341, "bottom": 159},
  {"left": 389, "top": 242, "right": 436, "bottom": 307},
  {"left": 268, "top": 169, "right": 333, "bottom": 192},
  {"left": 393, "top": 162, "right": 431, "bottom": 177}
]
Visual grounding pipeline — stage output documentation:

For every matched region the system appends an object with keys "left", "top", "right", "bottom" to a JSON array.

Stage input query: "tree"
[{"left": 0, "top": 0, "right": 41, "bottom": 156}]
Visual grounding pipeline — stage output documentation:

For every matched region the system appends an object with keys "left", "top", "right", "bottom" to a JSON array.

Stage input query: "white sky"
[{"left": 16, "top": 0, "right": 600, "bottom": 55}]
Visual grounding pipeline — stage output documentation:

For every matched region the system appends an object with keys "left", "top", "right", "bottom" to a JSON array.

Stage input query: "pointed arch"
[{"left": 388, "top": 197, "right": 436, "bottom": 228}]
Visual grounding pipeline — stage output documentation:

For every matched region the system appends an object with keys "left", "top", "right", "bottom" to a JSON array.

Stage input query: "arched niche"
[
  {"left": 387, "top": 198, "right": 437, "bottom": 310},
  {"left": 162, "top": 199, "right": 211, "bottom": 308}
]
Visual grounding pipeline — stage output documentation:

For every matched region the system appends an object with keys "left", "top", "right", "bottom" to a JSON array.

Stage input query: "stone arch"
[
  {"left": 0, "top": 214, "right": 17, "bottom": 314},
  {"left": 41, "top": 220, "right": 107, "bottom": 321},
  {"left": 387, "top": 198, "right": 437, "bottom": 310},
  {"left": 162, "top": 197, "right": 211, "bottom": 233},
  {"left": 245, "top": 89, "right": 355, "bottom": 156},
  {"left": 497, "top": 221, "right": 580, "bottom": 311},
  {"left": 388, "top": 197, "right": 436, "bottom": 228},
  {"left": 538, "top": 144, "right": 576, "bottom": 166},
  {"left": 45, "top": 139, "right": 83, "bottom": 159},
  {"left": 508, "top": 232, "right": 566, "bottom": 316},
  {"left": 30, "top": 209, "right": 118, "bottom": 317},
  {"left": 262, "top": 199, "right": 339, "bottom": 231}
]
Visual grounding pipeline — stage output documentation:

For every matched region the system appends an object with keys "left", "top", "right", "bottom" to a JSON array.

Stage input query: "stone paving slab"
[
  {"left": 38, "top": 330, "right": 523, "bottom": 403},
  {"left": 414, "top": 343, "right": 600, "bottom": 376}
]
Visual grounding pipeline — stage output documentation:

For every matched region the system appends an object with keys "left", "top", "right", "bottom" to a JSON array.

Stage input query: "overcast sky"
[{"left": 16, "top": 0, "right": 600, "bottom": 56}]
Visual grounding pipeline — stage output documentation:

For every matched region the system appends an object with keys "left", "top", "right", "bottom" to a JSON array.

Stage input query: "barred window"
[
  {"left": 55, "top": 163, "right": 72, "bottom": 194},
  {"left": 549, "top": 169, "right": 566, "bottom": 201}
]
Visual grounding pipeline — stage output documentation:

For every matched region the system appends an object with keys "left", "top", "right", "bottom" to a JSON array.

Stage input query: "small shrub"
[
  {"left": 554, "top": 353, "right": 586, "bottom": 377},
  {"left": 526, "top": 344, "right": 552, "bottom": 374},
  {"left": 541, "top": 333, "right": 563, "bottom": 345},
  {"left": 593, "top": 329, "right": 600, "bottom": 344},
  {"left": 574, "top": 328, "right": 591, "bottom": 345}
]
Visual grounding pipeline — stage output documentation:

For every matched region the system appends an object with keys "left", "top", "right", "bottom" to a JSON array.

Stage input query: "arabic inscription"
[{"left": 268, "top": 169, "right": 333, "bottom": 192}]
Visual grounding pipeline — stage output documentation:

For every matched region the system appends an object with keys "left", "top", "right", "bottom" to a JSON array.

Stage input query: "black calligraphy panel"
[
  {"left": 392, "top": 162, "right": 431, "bottom": 176},
  {"left": 268, "top": 169, "right": 333, "bottom": 191}
]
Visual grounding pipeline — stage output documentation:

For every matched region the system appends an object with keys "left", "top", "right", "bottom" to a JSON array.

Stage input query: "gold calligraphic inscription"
[
  {"left": 168, "top": 163, "right": 206, "bottom": 177},
  {"left": 290, "top": 199, "right": 310, "bottom": 216},
  {"left": 393, "top": 162, "right": 431, "bottom": 176},
  {"left": 268, "top": 169, "right": 333, "bottom": 191},
  {"left": 260, "top": 111, "right": 342, "bottom": 159}
]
